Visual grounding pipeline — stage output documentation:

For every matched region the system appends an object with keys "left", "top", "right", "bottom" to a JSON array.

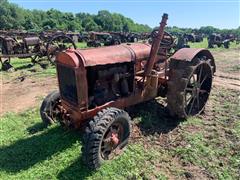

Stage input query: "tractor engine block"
[{"left": 87, "top": 63, "right": 134, "bottom": 108}]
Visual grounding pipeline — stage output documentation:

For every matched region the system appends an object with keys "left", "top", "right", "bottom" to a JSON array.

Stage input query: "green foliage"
[
  {"left": 1, "top": 0, "right": 239, "bottom": 35},
  {"left": 0, "top": 1, "right": 151, "bottom": 32},
  {"left": 166, "top": 25, "right": 240, "bottom": 37}
]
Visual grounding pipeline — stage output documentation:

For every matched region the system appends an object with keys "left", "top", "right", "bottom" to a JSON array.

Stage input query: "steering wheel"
[{"left": 150, "top": 29, "right": 174, "bottom": 47}]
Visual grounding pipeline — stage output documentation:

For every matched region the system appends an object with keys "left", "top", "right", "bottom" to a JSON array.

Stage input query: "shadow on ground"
[
  {"left": 14, "top": 60, "right": 50, "bottom": 71},
  {"left": 0, "top": 99, "right": 183, "bottom": 178},
  {"left": 129, "top": 99, "right": 183, "bottom": 136},
  {"left": 0, "top": 126, "right": 82, "bottom": 172}
]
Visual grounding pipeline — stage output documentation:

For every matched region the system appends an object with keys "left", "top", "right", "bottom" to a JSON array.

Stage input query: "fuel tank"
[{"left": 56, "top": 43, "right": 151, "bottom": 67}]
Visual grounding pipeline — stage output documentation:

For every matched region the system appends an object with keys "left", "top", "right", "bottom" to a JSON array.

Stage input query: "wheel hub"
[{"left": 110, "top": 133, "right": 119, "bottom": 145}]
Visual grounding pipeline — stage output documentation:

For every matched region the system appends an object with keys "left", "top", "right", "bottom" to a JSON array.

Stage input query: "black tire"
[
  {"left": 82, "top": 107, "right": 131, "bottom": 169},
  {"left": 167, "top": 58, "right": 214, "bottom": 118},
  {"left": 40, "top": 90, "right": 61, "bottom": 125},
  {"left": 1, "top": 59, "right": 14, "bottom": 72}
]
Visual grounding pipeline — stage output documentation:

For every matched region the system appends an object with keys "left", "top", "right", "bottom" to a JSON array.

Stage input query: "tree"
[{"left": 85, "top": 20, "right": 100, "bottom": 31}]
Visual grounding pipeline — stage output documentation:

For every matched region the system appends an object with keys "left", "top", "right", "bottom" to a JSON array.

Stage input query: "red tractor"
[{"left": 40, "top": 14, "right": 216, "bottom": 169}]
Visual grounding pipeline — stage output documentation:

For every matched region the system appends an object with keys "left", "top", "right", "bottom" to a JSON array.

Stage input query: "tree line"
[
  {"left": 165, "top": 26, "right": 240, "bottom": 37},
  {"left": 0, "top": 0, "right": 239, "bottom": 37},
  {"left": 0, "top": 0, "right": 151, "bottom": 32}
]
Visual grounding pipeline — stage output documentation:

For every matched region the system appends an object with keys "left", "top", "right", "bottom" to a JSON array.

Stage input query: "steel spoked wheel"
[
  {"left": 167, "top": 58, "right": 214, "bottom": 118},
  {"left": 184, "top": 62, "right": 212, "bottom": 116},
  {"left": 47, "top": 35, "right": 76, "bottom": 64},
  {"left": 82, "top": 107, "right": 131, "bottom": 169}
]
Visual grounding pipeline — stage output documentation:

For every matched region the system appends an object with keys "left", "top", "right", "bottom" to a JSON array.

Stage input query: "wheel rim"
[
  {"left": 184, "top": 62, "right": 212, "bottom": 116},
  {"left": 49, "top": 99, "right": 61, "bottom": 122},
  {"left": 47, "top": 36, "right": 76, "bottom": 63},
  {"left": 100, "top": 121, "right": 124, "bottom": 160}
]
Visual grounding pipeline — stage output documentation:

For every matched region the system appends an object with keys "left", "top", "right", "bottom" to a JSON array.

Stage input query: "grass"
[
  {"left": 189, "top": 38, "right": 240, "bottom": 50},
  {"left": 76, "top": 42, "right": 88, "bottom": 48},
  {"left": 0, "top": 109, "right": 166, "bottom": 179},
  {"left": 0, "top": 86, "right": 239, "bottom": 179},
  {"left": 0, "top": 38, "right": 239, "bottom": 179}
]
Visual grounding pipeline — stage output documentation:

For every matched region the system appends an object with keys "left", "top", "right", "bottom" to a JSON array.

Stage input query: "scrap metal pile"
[
  {"left": 0, "top": 28, "right": 237, "bottom": 71},
  {"left": 0, "top": 30, "right": 76, "bottom": 71},
  {"left": 208, "top": 33, "right": 235, "bottom": 48}
]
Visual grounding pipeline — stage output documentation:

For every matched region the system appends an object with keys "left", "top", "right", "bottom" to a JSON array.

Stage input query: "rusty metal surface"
[
  {"left": 60, "top": 84, "right": 158, "bottom": 128},
  {"left": 23, "top": 37, "right": 40, "bottom": 46},
  {"left": 144, "top": 13, "right": 168, "bottom": 76},
  {"left": 56, "top": 49, "right": 80, "bottom": 67},
  {"left": 57, "top": 43, "right": 151, "bottom": 67},
  {"left": 171, "top": 48, "right": 212, "bottom": 61},
  {"left": 170, "top": 48, "right": 216, "bottom": 72}
]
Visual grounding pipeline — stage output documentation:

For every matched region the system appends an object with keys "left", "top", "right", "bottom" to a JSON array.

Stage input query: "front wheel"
[
  {"left": 82, "top": 107, "right": 131, "bottom": 169},
  {"left": 40, "top": 90, "right": 61, "bottom": 125}
]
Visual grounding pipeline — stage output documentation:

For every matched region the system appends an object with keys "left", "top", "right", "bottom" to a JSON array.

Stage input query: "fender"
[{"left": 171, "top": 48, "right": 216, "bottom": 72}]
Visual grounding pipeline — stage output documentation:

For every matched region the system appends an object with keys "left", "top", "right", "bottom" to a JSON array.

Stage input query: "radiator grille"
[{"left": 57, "top": 64, "right": 78, "bottom": 105}]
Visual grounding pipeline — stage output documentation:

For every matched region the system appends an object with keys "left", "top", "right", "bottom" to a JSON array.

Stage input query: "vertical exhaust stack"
[{"left": 144, "top": 13, "right": 168, "bottom": 77}]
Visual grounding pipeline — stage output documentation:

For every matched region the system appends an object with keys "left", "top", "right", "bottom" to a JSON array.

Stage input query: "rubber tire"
[
  {"left": 40, "top": 90, "right": 60, "bottom": 125},
  {"left": 81, "top": 107, "right": 131, "bottom": 169},
  {"left": 167, "top": 58, "right": 213, "bottom": 118}
]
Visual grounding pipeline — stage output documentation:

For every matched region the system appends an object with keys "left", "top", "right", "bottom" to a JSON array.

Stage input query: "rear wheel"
[
  {"left": 40, "top": 90, "right": 61, "bottom": 125},
  {"left": 1, "top": 58, "right": 14, "bottom": 72},
  {"left": 82, "top": 107, "right": 131, "bottom": 169},
  {"left": 167, "top": 58, "right": 214, "bottom": 118},
  {"left": 47, "top": 35, "right": 76, "bottom": 64}
]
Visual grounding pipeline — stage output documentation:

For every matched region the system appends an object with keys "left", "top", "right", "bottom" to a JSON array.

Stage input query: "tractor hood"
[{"left": 56, "top": 43, "right": 151, "bottom": 67}]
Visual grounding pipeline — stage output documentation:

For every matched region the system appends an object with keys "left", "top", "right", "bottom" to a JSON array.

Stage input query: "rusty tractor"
[
  {"left": 87, "top": 32, "right": 122, "bottom": 47},
  {"left": 184, "top": 33, "right": 203, "bottom": 43},
  {"left": 207, "top": 33, "right": 223, "bottom": 48},
  {"left": 208, "top": 33, "right": 234, "bottom": 49},
  {"left": 174, "top": 34, "right": 190, "bottom": 50},
  {"left": 40, "top": 14, "right": 216, "bottom": 169},
  {"left": 0, "top": 31, "right": 76, "bottom": 71}
]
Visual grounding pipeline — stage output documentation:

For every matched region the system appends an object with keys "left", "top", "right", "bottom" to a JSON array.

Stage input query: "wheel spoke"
[
  {"left": 196, "top": 94, "right": 200, "bottom": 110},
  {"left": 185, "top": 93, "right": 194, "bottom": 107},
  {"left": 200, "top": 75, "right": 208, "bottom": 86},
  {"left": 192, "top": 74, "right": 196, "bottom": 84},
  {"left": 188, "top": 96, "right": 196, "bottom": 115},
  {"left": 199, "top": 89, "right": 208, "bottom": 94},
  {"left": 198, "top": 65, "right": 203, "bottom": 84}
]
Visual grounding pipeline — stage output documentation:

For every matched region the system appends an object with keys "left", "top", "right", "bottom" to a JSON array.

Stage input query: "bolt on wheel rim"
[{"left": 100, "top": 122, "right": 124, "bottom": 160}]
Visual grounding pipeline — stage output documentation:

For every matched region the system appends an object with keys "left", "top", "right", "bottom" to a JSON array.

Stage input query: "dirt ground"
[
  {"left": 0, "top": 76, "right": 57, "bottom": 115},
  {"left": 212, "top": 48, "right": 240, "bottom": 90},
  {"left": 1, "top": 48, "right": 239, "bottom": 116}
]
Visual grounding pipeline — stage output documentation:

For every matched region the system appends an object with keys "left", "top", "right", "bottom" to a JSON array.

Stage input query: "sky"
[{"left": 9, "top": 0, "right": 240, "bottom": 29}]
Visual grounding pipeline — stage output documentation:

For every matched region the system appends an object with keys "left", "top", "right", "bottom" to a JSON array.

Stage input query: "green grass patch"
[
  {"left": 189, "top": 38, "right": 240, "bottom": 50},
  {"left": 0, "top": 109, "right": 168, "bottom": 179},
  {"left": 0, "top": 57, "right": 56, "bottom": 80},
  {"left": 76, "top": 42, "right": 88, "bottom": 49},
  {"left": 172, "top": 87, "right": 240, "bottom": 179}
]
